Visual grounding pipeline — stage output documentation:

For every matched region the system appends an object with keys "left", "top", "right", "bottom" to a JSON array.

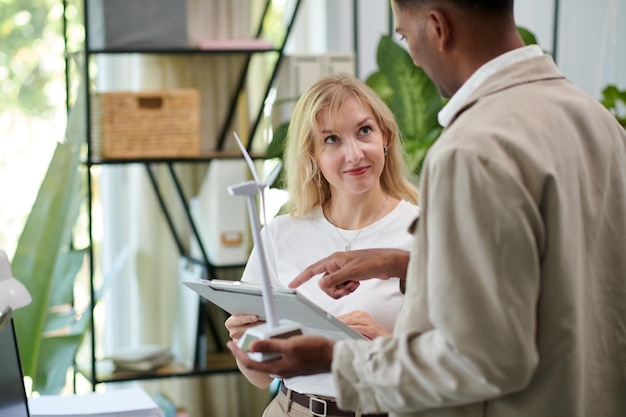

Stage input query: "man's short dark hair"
[{"left": 393, "top": 0, "right": 514, "bottom": 15}]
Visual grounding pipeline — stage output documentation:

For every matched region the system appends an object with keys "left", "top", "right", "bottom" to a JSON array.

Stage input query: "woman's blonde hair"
[{"left": 284, "top": 73, "right": 418, "bottom": 217}]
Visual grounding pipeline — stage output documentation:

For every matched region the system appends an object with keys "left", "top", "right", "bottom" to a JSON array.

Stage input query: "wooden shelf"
[
  {"left": 78, "top": 352, "right": 239, "bottom": 384},
  {"left": 70, "top": 0, "right": 304, "bottom": 390},
  {"left": 86, "top": 151, "right": 269, "bottom": 165}
]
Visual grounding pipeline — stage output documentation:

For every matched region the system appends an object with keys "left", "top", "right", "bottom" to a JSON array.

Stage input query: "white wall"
[
  {"left": 286, "top": 0, "right": 390, "bottom": 79},
  {"left": 288, "top": 0, "right": 626, "bottom": 99},
  {"left": 353, "top": 1, "right": 391, "bottom": 79},
  {"left": 556, "top": 0, "right": 625, "bottom": 97},
  {"left": 516, "top": 0, "right": 625, "bottom": 98}
]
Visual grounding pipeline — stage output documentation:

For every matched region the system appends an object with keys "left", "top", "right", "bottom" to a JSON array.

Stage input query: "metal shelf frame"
[{"left": 64, "top": 0, "right": 303, "bottom": 389}]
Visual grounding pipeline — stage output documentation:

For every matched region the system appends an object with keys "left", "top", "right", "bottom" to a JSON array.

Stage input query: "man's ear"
[{"left": 428, "top": 9, "right": 453, "bottom": 51}]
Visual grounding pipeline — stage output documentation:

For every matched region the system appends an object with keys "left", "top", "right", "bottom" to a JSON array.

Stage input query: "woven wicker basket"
[{"left": 91, "top": 89, "right": 201, "bottom": 159}]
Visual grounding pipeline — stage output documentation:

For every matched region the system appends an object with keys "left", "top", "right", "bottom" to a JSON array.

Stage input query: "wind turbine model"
[{"left": 229, "top": 133, "right": 302, "bottom": 361}]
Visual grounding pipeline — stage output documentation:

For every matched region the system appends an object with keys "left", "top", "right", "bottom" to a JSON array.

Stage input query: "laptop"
[{"left": 0, "top": 306, "right": 31, "bottom": 417}]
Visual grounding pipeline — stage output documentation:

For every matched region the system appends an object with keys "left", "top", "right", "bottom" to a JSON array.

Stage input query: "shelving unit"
[{"left": 65, "top": 0, "right": 303, "bottom": 389}]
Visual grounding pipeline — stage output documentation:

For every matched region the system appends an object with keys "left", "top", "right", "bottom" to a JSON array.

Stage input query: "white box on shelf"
[
  {"left": 275, "top": 53, "right": 355, "bottom": 123},
  {"left": 278, "top": 53, "right": 356, "bottom": 98},
  {"left": 191, "top": 159, "right": 251, "bottom": 267},
  {"left": 324, "top": 53, "right": 356, "bottom": 76},
  {"left": 87, "top": 0, "right": 189, "bottom": 49}
]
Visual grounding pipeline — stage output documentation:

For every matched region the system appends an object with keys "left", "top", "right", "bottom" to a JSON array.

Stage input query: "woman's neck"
[{"left": 324, "top": 189, "right": 396, "bottom": 230}]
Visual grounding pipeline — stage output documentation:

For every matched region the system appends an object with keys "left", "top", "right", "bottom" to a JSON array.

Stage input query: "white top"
[{"left": 242, "top": 199, "right": 419, "bottom": 397}]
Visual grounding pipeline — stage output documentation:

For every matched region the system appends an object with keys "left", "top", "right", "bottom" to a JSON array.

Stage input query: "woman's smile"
[{"left": 344, "top": 166, "right": 370, "bottom": 176}]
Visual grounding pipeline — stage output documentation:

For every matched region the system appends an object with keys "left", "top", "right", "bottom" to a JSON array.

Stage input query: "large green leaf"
[
  {"left": 35, "top": 333, "right": 84, "bottom": 394},
  {"left": 600, "top": 84, "right": 626, "bottom": 127},
  {"left": 404, "top": 127, "right": 443, "bottom": 176},
  {"left": 374, "top": 35, "right": 443, "bottom": 144},
  {"left": 364, "top": 71, "right": 394, "bottom": 108},
  {"left": 34, "top": 246, "right": 130, "bottom": 394},
  {"left": 12, "top": 140, "right": 82, "bottom": 379},
  {"left": 12, "top": 81, "right": 86, "bottom": 389},
  {"left": 35, "top": 302, "right": 93, "bottom": 394},
  {"left": 46, "top": 249, "right": 87, "bottom": 308},
  {"left": 266, "top": 122, "right": 290, "bottom": 189},
  {"left": 517, "top": 26, "right": 539, "bottom": 46}
]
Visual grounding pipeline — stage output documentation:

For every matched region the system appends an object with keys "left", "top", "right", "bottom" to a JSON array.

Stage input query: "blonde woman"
[{"left": 225, "top": 73, "right": 418, "bottom": 417}]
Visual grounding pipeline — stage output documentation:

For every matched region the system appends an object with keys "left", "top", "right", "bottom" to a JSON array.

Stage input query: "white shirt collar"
[{"left": 437, "top": 45, "right": 544, "bottom": 127}]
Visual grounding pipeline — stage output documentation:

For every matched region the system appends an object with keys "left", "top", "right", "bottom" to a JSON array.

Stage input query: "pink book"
[{"left": 197, "top": 39, "right": 275, "bottom": 51}]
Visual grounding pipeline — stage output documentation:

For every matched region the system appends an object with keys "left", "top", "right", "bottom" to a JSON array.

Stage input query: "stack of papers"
[
  {"left": 109, "top": 345, "right": 173, "bottom": 372},
  {"left": 28, "top": 387, "right": 163, "bottom": 417}
]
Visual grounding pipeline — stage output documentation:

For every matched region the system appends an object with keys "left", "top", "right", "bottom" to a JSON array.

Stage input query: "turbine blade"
[
  {"left": 233, "top": 132, "right": 261, "bottom": 184},
  {"left": 260, "top": 188, "right": 268, "bottom": 225},
  {"left": 263, "top": 162, "right": 282, "bottom": 188}
]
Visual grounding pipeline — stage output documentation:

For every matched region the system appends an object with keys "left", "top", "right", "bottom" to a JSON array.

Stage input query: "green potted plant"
[
  {"left": 600, "top": 84, "right": 626, "bottom": 127},
  {"left": 11, "top": 85, "right": 123, "bottom": 394}
]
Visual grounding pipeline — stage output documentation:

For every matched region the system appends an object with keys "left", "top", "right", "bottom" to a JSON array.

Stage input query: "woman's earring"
[{"left": 383, "top": 146, "right": 389, "bottom": 156}]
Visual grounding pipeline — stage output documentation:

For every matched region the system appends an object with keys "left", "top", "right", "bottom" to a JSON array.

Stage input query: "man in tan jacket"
[{"left": 228, "top": 1, "right": 626, "bottom": 416}]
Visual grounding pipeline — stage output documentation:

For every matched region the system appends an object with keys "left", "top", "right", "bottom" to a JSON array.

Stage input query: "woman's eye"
[
  {"left": 359, "top": 126, "right": 372, "bottom": 135},
  {"left": 398, "top": 35, "right": 406, "bottom": 42},
  {"left": 325, "top": 135, "right": 338, "bottom": 144}
]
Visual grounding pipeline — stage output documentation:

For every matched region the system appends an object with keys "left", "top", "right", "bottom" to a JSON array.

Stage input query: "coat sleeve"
[{"left": 332, "top": 148, "right": 544, "bottom": 413}]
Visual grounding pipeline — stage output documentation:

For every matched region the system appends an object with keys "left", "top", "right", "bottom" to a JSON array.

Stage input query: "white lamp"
[{"left": 0, "top": 249, "right": 32, "bottom": 310}]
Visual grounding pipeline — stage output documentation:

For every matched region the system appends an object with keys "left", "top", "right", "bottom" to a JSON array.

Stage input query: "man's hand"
[
  {"left": 227, "top": 335, "right": 334, "bottom": 378},
  {"left": 288, "top": 248, "right": 411, "bottom": 299}
]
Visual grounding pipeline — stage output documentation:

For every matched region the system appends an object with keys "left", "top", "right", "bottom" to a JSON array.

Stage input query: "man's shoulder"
[{"left": 472, "top": 55, "right": 565, "bottom": 102}]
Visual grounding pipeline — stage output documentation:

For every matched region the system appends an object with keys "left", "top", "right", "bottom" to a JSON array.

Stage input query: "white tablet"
[{"left": 181, "top": 279, "right": 368, "bottom": 341}]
